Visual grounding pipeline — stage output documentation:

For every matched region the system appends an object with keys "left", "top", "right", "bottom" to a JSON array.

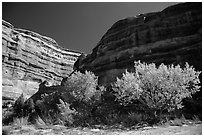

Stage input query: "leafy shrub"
[
  {"left": 103, "top": 112, "right": 121, "bottom": 125},
  {"left": 127, "top": 112, "right": 143, "bottom": 124},
  {"left": 24, "top": 98, "right": 35, "bottom": 115},
  {"left": 20, "top": 70, "right": 103, "bottom": 126},
  {"left": 57, "top": 99, "right": 77, "bottom": 126},
  {"left": 13, "top": 94, "right": 26, "bottom": 117},
  {"left": 3, "top": 94, "right": 26, "bottom": 125},
  {"left": 64, "top": 71, "right": 101, "bottom": 105},
  {"left": 2, "top": 109, "right": 15, "bottom": 125},
  {"left": 57, "top": 71, "right": 104, "bottom": 126},
  {"left": 34, "top": 91, "right": 62, "bottom": 124},
  {"left": 112, "top": 70, "right": 142, "bottom": 106},
  {"left": 113, "top": 61, "right": 201, "bottom": 119}
]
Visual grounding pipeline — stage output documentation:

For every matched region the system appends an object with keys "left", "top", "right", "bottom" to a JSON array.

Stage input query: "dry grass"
[
  {"left": 2, "top": 121, "right": 202, "bottom": 135},
  {"left": 12, "top": 117, "right": 29, "bottom": 129}
]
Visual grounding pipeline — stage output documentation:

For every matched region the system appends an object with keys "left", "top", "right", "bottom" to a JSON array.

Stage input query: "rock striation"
[
  {"left": 2, "top": 20, "right": 82, "bottom": 99},
  {"left": 75, "top": 2, "right": 202, "bottom": 85}
]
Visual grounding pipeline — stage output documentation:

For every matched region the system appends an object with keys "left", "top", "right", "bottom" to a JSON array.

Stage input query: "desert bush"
[
  {"left": 113, "top": 61, "right": 201, "bottom": 120},
  {"left": 89, "top": 85, "right": 125, "bottom": 125},
  {"left": 34, "top": 92, "right": 61, "bottom": 124},
  {"left": 2, "top": 94, "right": 26, "bottom": 125},
  {"left": 119, "top": 112, "right": 144, "bottom": 127},
  {"left": 38, "top": 90, "right": 67, "bottom": 114},
  {"left": 30, "top": 71, "right": 104, "bottom": 126},
  {"left": 62, "top": 71, "right": 104, "bottom": 126},
  {"left": 64, "top": 71, "right": 101, "bottom": 105},
  {"left": 28, "top": 70, "right": 103, "bottom": 126},
  {"left": 112, "top": 70, "right": 142, "bottom": 106},
  {"left": 24, "top": 98, "right": 35, "bottom": 116},
  {"left": 2, "top": 109, "right": 15, "bottom": 125},
  {"left": 57, "top": 99, "right": 77, "bottom": 126},
  {"left": 13, "top": 94, "right": 26, "bottom": 117},
  {"left": 126, "top": 112, "right": 143, "bottom": 126}
]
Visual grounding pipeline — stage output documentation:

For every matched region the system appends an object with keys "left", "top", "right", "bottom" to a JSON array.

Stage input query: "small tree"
[
  {"left": 112, "top": 70, "right": 142, "bottom": 106},
  {"left": 64, "top": 71, "right": 101, "bottom": 105},
  {"left": 63, "top": 71, "right": 103, "bottom": 126},
  {"left": 113, "top": 61, "right": 201, "bottom": 118}
]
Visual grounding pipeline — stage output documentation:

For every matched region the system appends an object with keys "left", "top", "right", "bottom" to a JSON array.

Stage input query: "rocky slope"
[
  {"left": 75, "top": 2, "right": 202, "bottom": 85},
  {"left": 2, "top": 20, "right": 81, "bottom": 99}
]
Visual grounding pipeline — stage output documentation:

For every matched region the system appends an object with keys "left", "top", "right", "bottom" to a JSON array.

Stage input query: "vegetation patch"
[{"left": 2, "top": 61, "right": 201, "bottom": 134}]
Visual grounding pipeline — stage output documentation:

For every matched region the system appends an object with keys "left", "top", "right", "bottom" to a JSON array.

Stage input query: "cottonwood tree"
[{"left": 113, "top": 61, "right": 201, "bottom": 118}]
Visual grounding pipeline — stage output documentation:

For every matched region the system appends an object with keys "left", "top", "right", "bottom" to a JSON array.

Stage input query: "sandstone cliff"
[
  {"left": 2, "top": 20, "right": 81, "bottom": 99},
  {"left": 76, "top": 2, "right": 202, "bottom": 85}
]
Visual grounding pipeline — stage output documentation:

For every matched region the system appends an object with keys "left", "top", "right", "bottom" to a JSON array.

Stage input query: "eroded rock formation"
[
  {"left": 2, "top": 20, "right": 82, "bottom": 99},
  {"left": 76, "top": 2, "right": 202, "bottom": 85}
]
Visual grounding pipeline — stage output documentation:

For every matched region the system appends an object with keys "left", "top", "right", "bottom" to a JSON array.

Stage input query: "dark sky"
[{"left": 3, "top": 2, "right": 179, "bottom": 54}]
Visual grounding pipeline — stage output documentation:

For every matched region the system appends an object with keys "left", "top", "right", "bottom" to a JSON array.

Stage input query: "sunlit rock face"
[
  {"left": 76, "top": 2, "right": 202, "bottom": 85},
  {"left": 2, "top": 20, "right": 82, "bottom": 99}
]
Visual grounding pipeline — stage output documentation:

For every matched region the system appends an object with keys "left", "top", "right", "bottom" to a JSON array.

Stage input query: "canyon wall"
[
  {"left": 76, "top": 2, "right": 202, "bottom": 85},
  {"left": 2, "top": 20, "right": 81, "bottom": 99}
]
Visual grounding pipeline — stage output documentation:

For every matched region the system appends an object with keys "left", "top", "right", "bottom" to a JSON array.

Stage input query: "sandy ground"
[{"left": 2, "top": 123, "right": 202, "bottom": 135}]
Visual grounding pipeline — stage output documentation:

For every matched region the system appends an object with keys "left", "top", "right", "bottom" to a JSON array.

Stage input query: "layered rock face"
[
  {"left": 2, "top": 20, "right": 81, "bottom": 99},
  {"left": 76, "top": 2, "right": 202, "bottom": 85}
]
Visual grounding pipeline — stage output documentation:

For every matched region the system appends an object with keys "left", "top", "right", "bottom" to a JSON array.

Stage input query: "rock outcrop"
[
  {"left": 2, "top": 20, "right": 82, "bottom": 99},
  {"left": 75, "top": 2, "right": 202, "bottom": 85}
]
